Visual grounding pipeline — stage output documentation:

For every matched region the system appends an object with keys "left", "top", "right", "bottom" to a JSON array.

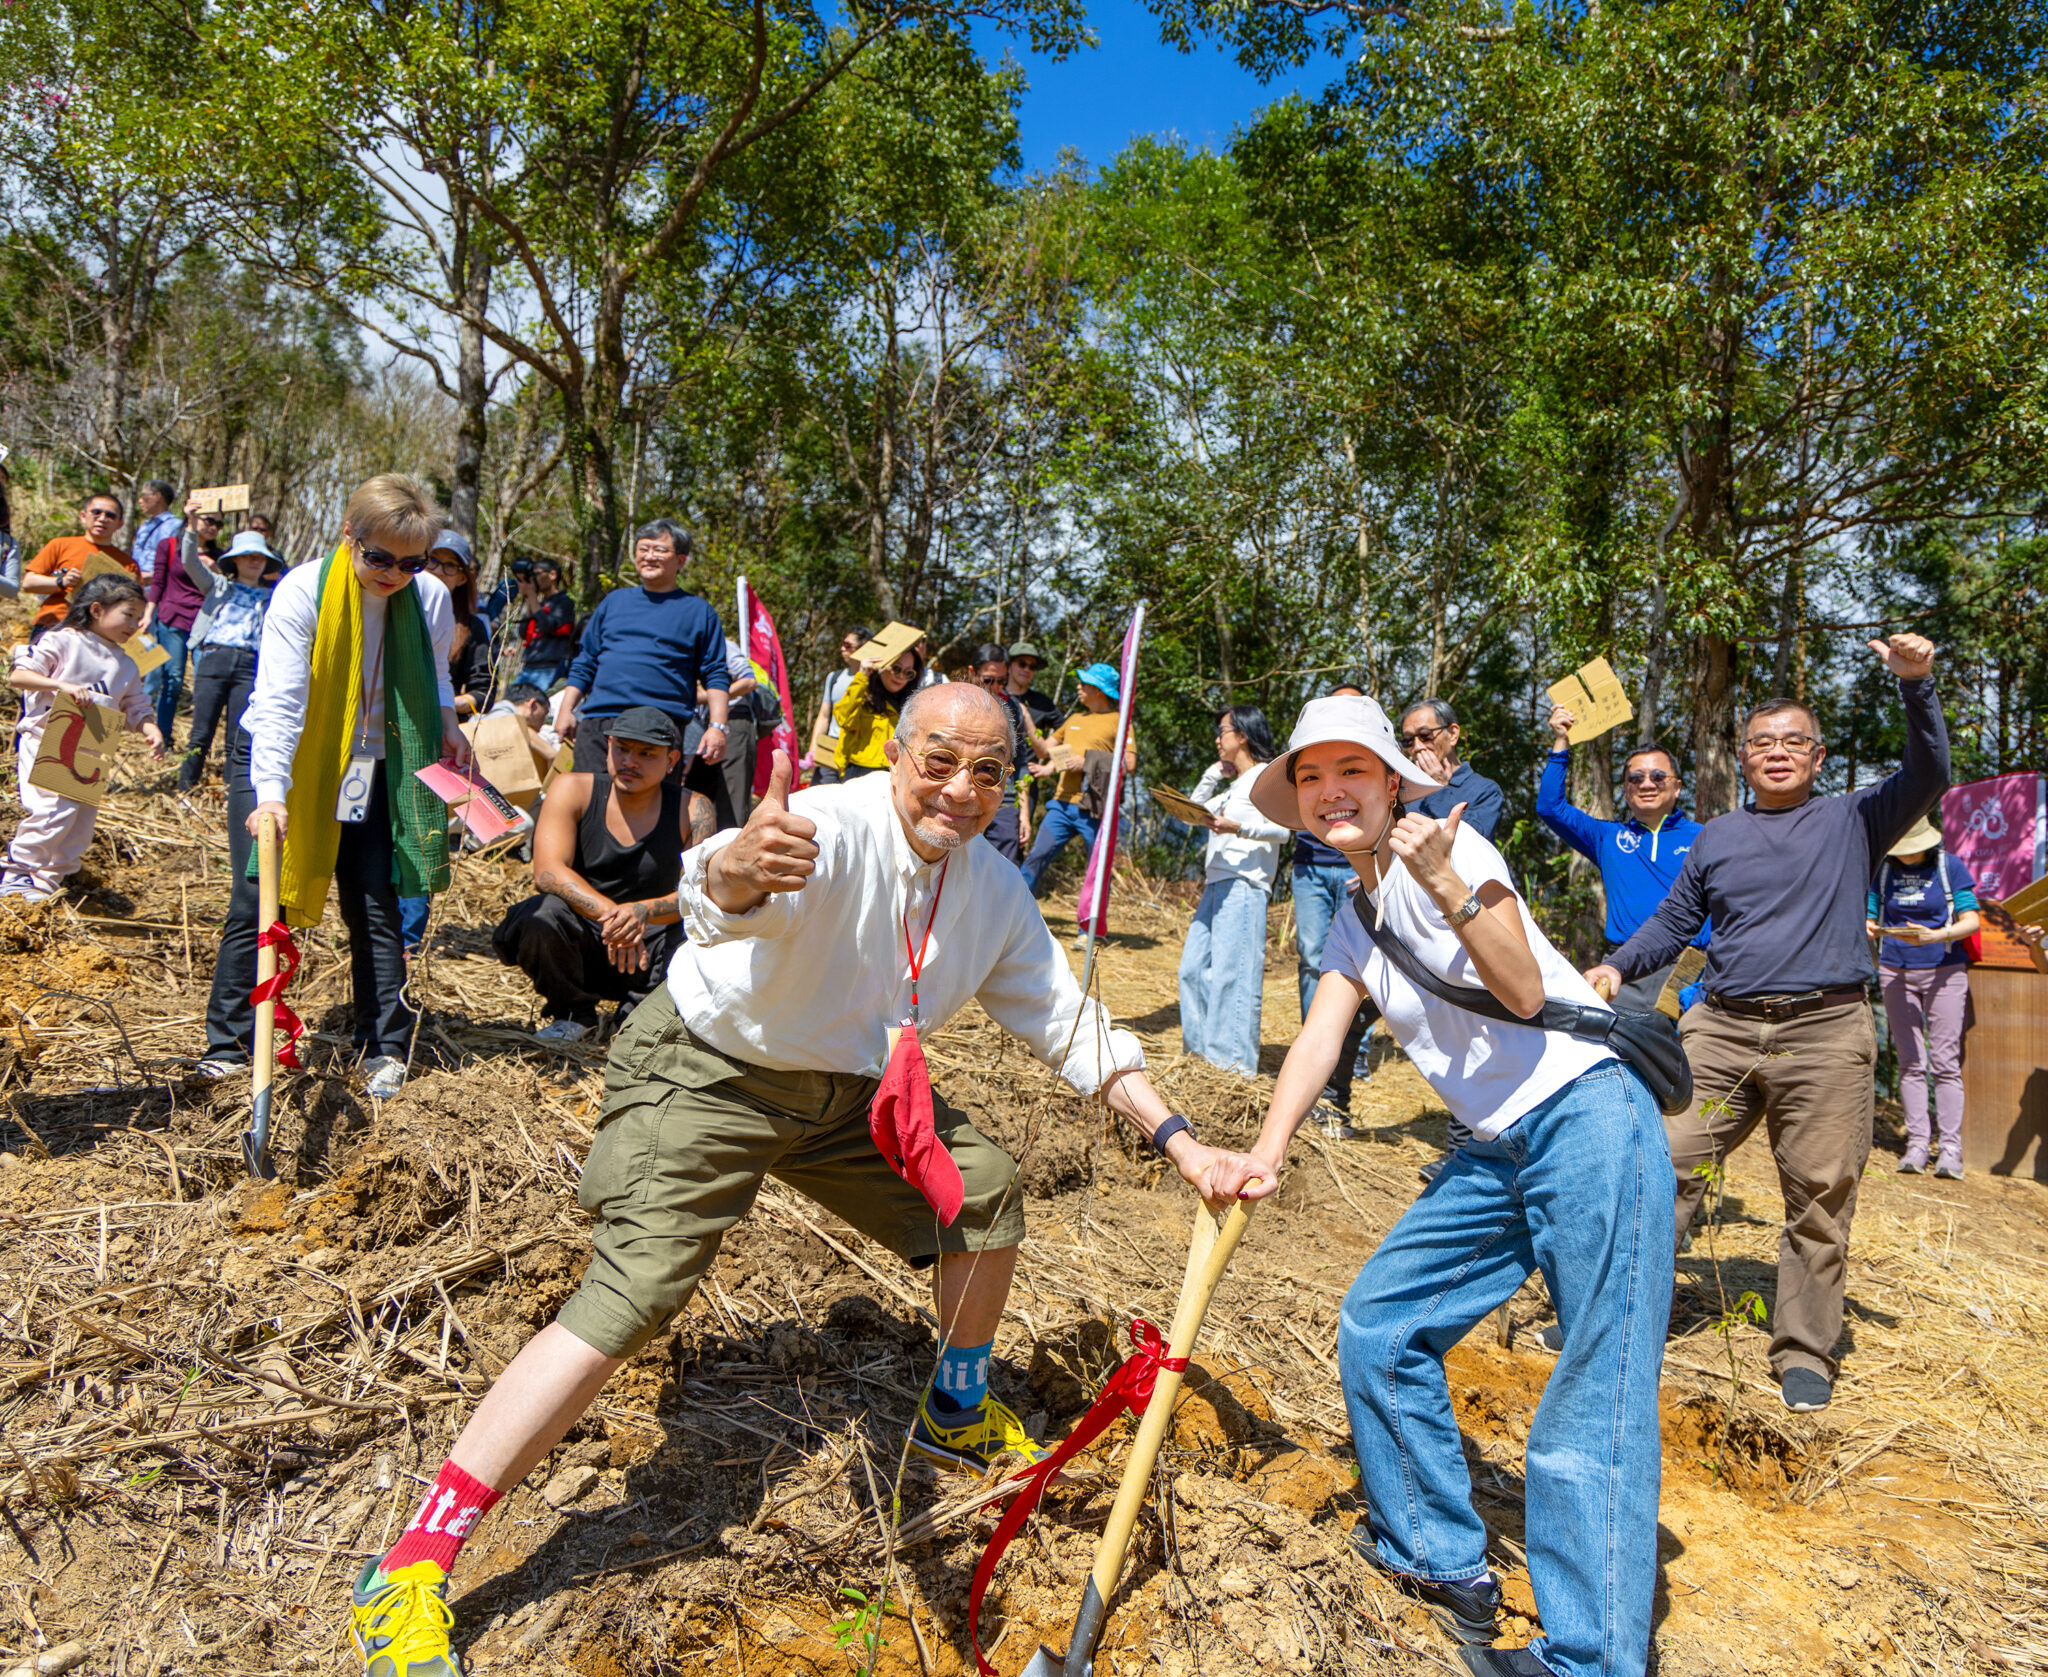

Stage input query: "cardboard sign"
[
  {"left": 1545, "top": 657, "right": 1634, "bottom": 745},
  {"left": 1150, "top": 784, "right": 1217, "bottom": 826},
  {"left": 461, "top": 711, "right": 546, "bottom": 807},
  {"left": 125, "top": 634, "right": 170, "bottom": 679},
  {"left": 29, "top": 694, "right": 122, "bottom": 808},
  {"left": 187, "top": 483, "right": 252, "bottom": 515},
  {"left": 1999, "top": 874, "right": 2048, "bottom": 927},
  {"left": 77, "top": 549, "right": 135, "bottom": 587},
  {"left": 852, "top": 621, "right": 924, "bottom": 670},
  {"left": 415, "top": 762, "right": 533, "bottom": 845}
]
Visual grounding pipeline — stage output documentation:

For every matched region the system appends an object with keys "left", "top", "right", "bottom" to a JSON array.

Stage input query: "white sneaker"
[
  {"left": 534, "top": 1018, "right": 591, "bottom": 1044},
  {"left": 363, "top": 1056, "right": 406, "bottom": 1099},
  {"left": 192, "top": 1056, "right": 242, "bottom": 1082}
]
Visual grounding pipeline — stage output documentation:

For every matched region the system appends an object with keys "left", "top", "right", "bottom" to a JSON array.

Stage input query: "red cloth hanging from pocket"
[{"left": 868, "top": 1024, "right": 964, "bottom": 1225}]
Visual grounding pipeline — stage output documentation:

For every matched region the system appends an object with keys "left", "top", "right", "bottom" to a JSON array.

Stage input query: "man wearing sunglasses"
[
  {"left": 1538, "top": 712, "right": 1709, "bottom": 1011},
  {"left": 349, "top": 682, "right": 1238, "bottom": 1676},
  {"left": 1586, "top": 633, "right": 1949, "bottom": 1415},
  {"left": 1398, "top": 698, "right": 1504, "bottom": 842},
  {"left": 23, "top": 491, "right": 138, "bottom": 642}
]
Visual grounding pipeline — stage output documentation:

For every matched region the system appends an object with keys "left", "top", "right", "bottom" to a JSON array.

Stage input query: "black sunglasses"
[
  {"left": 358, "top": 542, "right": 429, "bottom": 575},
  {"left": 1625, "top": 770, "right": 1672, "bottom": 787}
]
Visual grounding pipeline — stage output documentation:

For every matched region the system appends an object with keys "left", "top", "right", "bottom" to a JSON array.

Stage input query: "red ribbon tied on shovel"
[
  {"left": 968, "top": 1318, "right": 1188, "bottom": 1676},
  {"left": 253, "top": 920, "right": 306, "bottom": 1070}
]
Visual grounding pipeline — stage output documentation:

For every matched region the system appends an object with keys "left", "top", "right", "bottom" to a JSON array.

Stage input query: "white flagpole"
[
  {"left": 1078, "top": 602, "right": 1146, "bottom": 995},
  {"left": 735, "top": 576, "right": 751, "bottom": 663}
]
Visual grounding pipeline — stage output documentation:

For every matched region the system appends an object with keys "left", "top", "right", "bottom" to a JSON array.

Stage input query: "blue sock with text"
[{"left": 929, "top": 1340, "right": 993, "bottom": 1415}]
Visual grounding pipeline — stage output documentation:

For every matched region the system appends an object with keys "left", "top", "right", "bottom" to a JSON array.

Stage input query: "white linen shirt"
[
  {"left": 245, "top": 562, "right": 456, "bottom": 806},
  {"left": 1323, "top": 822, "right": 1615, "bottom": 1139},
  {"left": 1189, "top": 761, "right": 1291, "bottom": 890},
  {"left": 672, "top": 772, "right": 1146, "bottom": 1091}
]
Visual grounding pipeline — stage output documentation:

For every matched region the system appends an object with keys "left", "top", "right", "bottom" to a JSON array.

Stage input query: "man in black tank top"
[{"left": 493, "top": 706, "right": 693, "bottom": 1043}]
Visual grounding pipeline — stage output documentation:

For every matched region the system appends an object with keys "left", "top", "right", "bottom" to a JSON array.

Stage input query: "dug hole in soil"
[{"left": 0, "top": 716, "right": 2043, "bottom": 1677}]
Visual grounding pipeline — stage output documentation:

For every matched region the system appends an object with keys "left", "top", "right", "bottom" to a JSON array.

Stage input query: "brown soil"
[{"left": 0, "top": 721, "right": 2043, "bottom": 1677}]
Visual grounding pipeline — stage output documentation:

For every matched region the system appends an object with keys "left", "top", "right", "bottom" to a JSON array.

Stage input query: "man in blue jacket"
[
  {"left": 560, "top": 518, "right": 729, "bottom": 782},
  {"left": 1538, "top": 703, "right": 1708, "bottom": 1010}
]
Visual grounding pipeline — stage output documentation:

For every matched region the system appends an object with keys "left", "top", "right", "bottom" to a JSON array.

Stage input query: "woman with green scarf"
[{"left": 197, "top": 475, "right": 470, "bottom": 1099}]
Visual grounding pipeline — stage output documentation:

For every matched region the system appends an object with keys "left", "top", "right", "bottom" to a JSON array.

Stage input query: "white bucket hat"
[{"left": 1250, "top": 694, "right": 1444, "bottom": 831}]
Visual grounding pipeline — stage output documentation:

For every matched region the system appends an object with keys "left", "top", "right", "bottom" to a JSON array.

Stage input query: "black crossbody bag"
[{"left": 1349, "top": 895, "right": 1693, "bottom": 1116}]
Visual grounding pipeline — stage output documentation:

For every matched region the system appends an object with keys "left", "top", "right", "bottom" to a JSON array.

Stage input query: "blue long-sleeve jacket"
[{"left": 1537, "top": 749, "right": 1709, "bottom": 950}]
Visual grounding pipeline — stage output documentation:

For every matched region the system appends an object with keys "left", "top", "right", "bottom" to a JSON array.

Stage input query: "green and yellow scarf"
[{"left": 264, "top": 545, "right": 450, "bottom": 926}]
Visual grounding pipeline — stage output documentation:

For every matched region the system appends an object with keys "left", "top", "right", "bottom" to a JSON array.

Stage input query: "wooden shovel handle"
[{"left": 1088, "top": 1196, "right": 1256, "bottom": 1609}]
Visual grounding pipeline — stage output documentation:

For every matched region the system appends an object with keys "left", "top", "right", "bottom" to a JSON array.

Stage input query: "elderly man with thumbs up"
[
  {"left": 340, "top": 680, "right": 1263, "bottom": 1677},
  {"left": 1586, "top": 633, "right": 1950, "bottom": 1416}
]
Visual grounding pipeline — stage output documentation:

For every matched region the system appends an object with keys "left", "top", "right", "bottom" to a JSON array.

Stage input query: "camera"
[{"left": 509, "top": 557, "right": 536, "bottom": 577}]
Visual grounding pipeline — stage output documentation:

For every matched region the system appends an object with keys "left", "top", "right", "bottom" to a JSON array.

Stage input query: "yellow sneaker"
[
  {"left": 909, "top": 1392, "right": 1050, "bottom": 1473},
  {"left": 350, "top": 1558, "right": 462, "bottom": 1676}
]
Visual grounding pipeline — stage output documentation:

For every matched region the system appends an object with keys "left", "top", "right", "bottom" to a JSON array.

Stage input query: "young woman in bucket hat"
[{"left": 1195, "top": 693, "right": 1675, "bottom": 1677}]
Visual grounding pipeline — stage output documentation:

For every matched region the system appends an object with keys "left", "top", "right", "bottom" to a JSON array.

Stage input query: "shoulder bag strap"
[{"left": 1348, "top": 892, "right": 1617, "bottom": 1044}]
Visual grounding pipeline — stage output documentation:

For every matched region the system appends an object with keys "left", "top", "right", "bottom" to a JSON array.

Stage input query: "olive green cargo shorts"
[{"left": 556, "top": 985, "right": 1027, "bottom": 1359}]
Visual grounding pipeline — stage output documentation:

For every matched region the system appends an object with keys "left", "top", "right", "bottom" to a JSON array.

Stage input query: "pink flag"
[
  {"left": 737, "top": 577, "right": 802, "bottom": 796},
  {"left": 1077, "top": 604, "right": 1147, "bottom": 940},
  {"left": 1942, "top": 773, "right": 2046, "bottom": 901}
]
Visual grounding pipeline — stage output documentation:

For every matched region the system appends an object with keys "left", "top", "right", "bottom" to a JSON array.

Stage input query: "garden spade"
[
  {"left": 1018, "top": 1193, "right": 1257, "bottom": 1677},
  {"left": 241, "top": 812, "right": 281, "bottom": 1180}
]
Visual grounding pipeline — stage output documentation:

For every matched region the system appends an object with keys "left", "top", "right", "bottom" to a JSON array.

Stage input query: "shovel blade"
[
  {"left": 1018, "top": 1649, "right": 1078, "bottom": 1677},
  {"left": 242, "top": 1085, "right": 276, "bottom": 1180}
]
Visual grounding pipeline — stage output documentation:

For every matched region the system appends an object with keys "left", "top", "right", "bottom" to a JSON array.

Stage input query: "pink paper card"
[{"left": 415, "top": 761, "right": 533, "bottom": 844}]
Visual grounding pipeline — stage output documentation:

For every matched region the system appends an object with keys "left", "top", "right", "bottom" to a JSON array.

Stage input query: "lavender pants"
[{"left": 1880, "top": 963, "right": 1968, "bottom": 1163}]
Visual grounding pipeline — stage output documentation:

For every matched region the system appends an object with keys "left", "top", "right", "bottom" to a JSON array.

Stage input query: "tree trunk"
[{"left": 449, "top": 212, "right": 490, "bottom": 541}]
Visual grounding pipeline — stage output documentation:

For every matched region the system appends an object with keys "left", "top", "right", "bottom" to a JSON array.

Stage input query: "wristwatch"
[
  {"left": 1445, "top": 891, "right": 1484, "bottom": 929},
  {"left": 703, "top": 722, "right": 728, "bottom": 734}
]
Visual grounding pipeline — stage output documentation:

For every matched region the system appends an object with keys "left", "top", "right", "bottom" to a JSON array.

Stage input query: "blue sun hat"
[{"left": 1075, "top": 662, "right": 1122, "bottom": 703}]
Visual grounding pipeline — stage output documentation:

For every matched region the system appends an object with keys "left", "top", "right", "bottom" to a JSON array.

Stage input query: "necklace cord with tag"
[{"left": 901, "top": 855, "right": 950, "bottom": 1023}]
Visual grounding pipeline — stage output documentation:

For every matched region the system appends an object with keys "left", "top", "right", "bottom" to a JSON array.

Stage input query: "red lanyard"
[{"left": 902, "top": 857, "right": 951, "bottom": 1022}]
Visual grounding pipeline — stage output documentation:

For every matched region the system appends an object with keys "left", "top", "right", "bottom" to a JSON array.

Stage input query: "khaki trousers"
[
  {"left": 557, "top": 987, "right": 1026, "bottom": 1360},
  {"left": 1669, "top": 997, "right": 1876, "bottom": 1379}
]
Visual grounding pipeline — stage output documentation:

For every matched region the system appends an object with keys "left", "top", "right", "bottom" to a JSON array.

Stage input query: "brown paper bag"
[{"left": 461, "top": 711, "right": 546, "bottom": 807}]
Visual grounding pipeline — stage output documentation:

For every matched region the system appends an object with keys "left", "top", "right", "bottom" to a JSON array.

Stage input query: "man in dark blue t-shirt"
[{"left": 560, "top": 519, "right": 729, "bottom": 782}]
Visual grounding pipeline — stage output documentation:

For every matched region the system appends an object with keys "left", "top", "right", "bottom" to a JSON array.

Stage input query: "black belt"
[{"left": 1707, "top": 986, "right": 1865, "bottom": 1022}]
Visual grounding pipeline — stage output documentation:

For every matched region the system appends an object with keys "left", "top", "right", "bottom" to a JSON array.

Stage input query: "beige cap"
[
  {"left": 1887, "top": 816, "right": 1941, "bottom": 858},
  {"left": 1249, "top": 694, "right": 1444, "bottom": 830}
]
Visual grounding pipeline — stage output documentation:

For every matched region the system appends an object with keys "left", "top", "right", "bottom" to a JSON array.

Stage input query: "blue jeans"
[
  {"left": 1338, "top": 1062, "right": 1673, "bottom": 1677},
  {"left": 1019, "top": 799, "right": 1098, "bottom": 897},
  {"left": 1293, "top": 861, "right": 1377, "bottom": 1104},
  {"left": 398, "top": 895, "right": 431, "bottom": 955},
  {"left": 1178, "top": 876, "right": 1269, "bottom": 1075},
  {"left": 1292, "top": 862, "right": 1353, "bottom": 1021},
  {"left": 148, "top": 623, "right": 189, "bottom": 737}
]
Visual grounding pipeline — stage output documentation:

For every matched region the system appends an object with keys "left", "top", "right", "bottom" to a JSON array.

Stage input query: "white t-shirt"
[{"left": 1322, "top": 824, "right": 1614, "bottom": 1139}]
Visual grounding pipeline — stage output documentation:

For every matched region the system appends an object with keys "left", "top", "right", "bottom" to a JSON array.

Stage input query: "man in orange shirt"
[
  {"left": 25, "top": 490, "right": 139, "bottom": 640},
  {"left": 25, "top": 491, "right": 140, "bottom": 642}
]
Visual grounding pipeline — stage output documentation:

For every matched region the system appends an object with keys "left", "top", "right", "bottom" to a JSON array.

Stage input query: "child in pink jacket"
[{"left": 4, "top": 574, "right": 166, "bottom": 898}]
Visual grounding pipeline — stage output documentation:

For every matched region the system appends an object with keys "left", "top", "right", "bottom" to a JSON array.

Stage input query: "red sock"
[{"left": 378, "top": 1460, "right": 501, "bottom": 1579}]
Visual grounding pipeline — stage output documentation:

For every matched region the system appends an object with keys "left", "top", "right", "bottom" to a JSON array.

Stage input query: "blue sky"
[{"left": 974, "top": 1, "right": 1317, "bottom": 175}]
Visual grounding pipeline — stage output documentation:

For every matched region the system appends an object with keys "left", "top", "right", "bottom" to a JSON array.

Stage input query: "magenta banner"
[{"left": 1941, "top": 773, "right": 2045, "bottom": 901}]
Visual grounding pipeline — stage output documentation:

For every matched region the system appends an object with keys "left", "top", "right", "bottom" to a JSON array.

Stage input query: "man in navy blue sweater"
[
  {"left": 1588, "top": 634, "right": 1947, "bottom": 1413},
  {"left": 1537, "top": 707, "right": 1708, "bottom": 1010},
  {"left": 560, "top": 519, "right": 729, "bottom": 782}
]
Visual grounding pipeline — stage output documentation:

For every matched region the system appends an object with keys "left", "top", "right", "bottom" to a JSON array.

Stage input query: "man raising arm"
[{"left": 1587, "top": 633, "right": 1948, "bottom": 1414}]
